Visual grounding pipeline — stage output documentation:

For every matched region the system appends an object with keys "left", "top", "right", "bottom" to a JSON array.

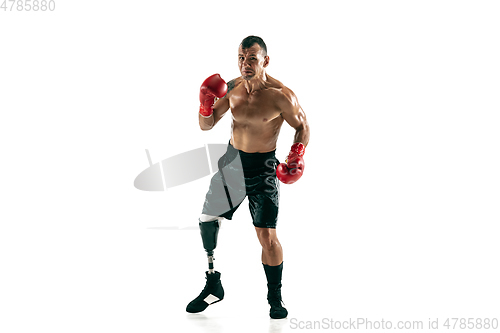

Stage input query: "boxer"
[{"left": 186, "top": 36, "right": 310, "bottom": 319}]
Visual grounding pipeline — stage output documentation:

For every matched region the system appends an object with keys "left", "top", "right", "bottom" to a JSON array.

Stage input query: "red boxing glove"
[
  {"left": 276, "top": 142, "right": 306, "bottom": 184},
  {"left": 199, "top": 74, "right": 228, "bottom": 117}
]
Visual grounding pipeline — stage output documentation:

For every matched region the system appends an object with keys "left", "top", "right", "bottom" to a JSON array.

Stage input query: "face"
[{"left": 238, "top": 43, "right": 269, "bottom": 80}]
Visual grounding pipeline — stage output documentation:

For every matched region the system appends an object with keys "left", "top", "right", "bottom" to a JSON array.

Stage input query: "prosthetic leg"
[
  {"left": 199, "top": 218, "right": 220, "bottom": 274},
  {"left": 186, "top": 217, "right": 225, "bottom": 313}
]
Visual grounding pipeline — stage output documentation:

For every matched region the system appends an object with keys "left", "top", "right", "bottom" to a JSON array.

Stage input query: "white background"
[{"left": 1, "top": 1, "right": 499, "bottom": 332}]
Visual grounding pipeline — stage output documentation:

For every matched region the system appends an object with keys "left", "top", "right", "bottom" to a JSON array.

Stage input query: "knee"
[
  {"left": 258, "top": 230, "right": 280, "bottom": 251},
  {"left": 200, "top": 214, "right": 222, "bottom": 223}
]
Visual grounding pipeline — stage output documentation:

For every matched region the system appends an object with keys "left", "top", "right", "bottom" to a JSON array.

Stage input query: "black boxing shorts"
[{"left": 201, "top": 141, "right": 280, "bottom": 228}]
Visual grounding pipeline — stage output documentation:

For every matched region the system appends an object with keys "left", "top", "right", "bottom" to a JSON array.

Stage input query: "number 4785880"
[{"left": 1, "top": 0, "right": 56, "bottom": 11}]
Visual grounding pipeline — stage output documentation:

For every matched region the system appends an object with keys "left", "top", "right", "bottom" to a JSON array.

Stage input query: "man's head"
[{"left": 238, "top": 36, "right": 269, "bottom": 81}]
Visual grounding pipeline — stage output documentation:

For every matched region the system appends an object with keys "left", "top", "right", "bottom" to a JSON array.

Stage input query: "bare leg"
[{"left": 255, "top": 227, "right": 283, "bottom": 266}]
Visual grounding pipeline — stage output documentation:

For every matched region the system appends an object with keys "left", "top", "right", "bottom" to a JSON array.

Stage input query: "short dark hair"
[{"left": 240, "top": 36, "right": 267, "bottom": 56}]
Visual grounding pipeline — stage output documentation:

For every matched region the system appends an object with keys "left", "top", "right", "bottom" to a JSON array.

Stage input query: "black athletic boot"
[
  {"left": 186, "top": 271, "right": 224, "bottom": 313},
  {"left": 263, "top": 262, "right": 288, "bottom": 319},
  {"left": 267, "top": 283, "right": 288, "bottom": 319}
]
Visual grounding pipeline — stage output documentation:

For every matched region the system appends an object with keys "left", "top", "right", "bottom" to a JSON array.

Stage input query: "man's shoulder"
[
  {"left": 228, "top": 77, "right": 244, "bottom": 89},
  {"left": 274, "top": 85, "right": 298, "bottom": 108},
  {"left": 266, "top": 77, "right": 299, "bottom": 112},
  {"left": 267, "top": 76, "right": 296, "bottom": 98},
  {"left": 224, "top": 77, "right": 244, "bottom": 96}
]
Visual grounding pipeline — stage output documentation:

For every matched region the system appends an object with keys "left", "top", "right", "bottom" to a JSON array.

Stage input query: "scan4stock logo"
[{"left": 134, "top": 144, "right": 229, "bottom": 230}]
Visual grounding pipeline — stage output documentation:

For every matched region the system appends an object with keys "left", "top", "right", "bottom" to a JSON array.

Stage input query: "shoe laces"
[
  {"left": 197, "top": 275, "right": 215, "bottom": 297},
  {"left": 268, "top": 288, "right": 285, "bottom": 308}
]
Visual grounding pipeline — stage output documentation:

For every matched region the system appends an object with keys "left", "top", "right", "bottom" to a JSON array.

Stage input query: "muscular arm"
[
  {"left": 199, "top": 79, "right": 237, "bottom": 131},
  {"left": 279, "top": 89, "right": 310, "bottom": 147}
]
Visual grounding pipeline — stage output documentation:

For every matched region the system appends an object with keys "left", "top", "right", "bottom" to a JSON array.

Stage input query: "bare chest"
[{"left": 229, "top": 89, "right": 282, "bottom": 125}]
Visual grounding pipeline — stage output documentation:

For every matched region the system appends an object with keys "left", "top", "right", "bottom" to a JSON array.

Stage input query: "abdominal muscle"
[{"left": 230, "top": 116, "right": 284, "bottom": 153}]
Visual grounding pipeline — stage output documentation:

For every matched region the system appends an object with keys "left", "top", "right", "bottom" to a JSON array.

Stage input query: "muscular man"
[{"left": 186, "top": 36, "right": 310, "bottom": 319}]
